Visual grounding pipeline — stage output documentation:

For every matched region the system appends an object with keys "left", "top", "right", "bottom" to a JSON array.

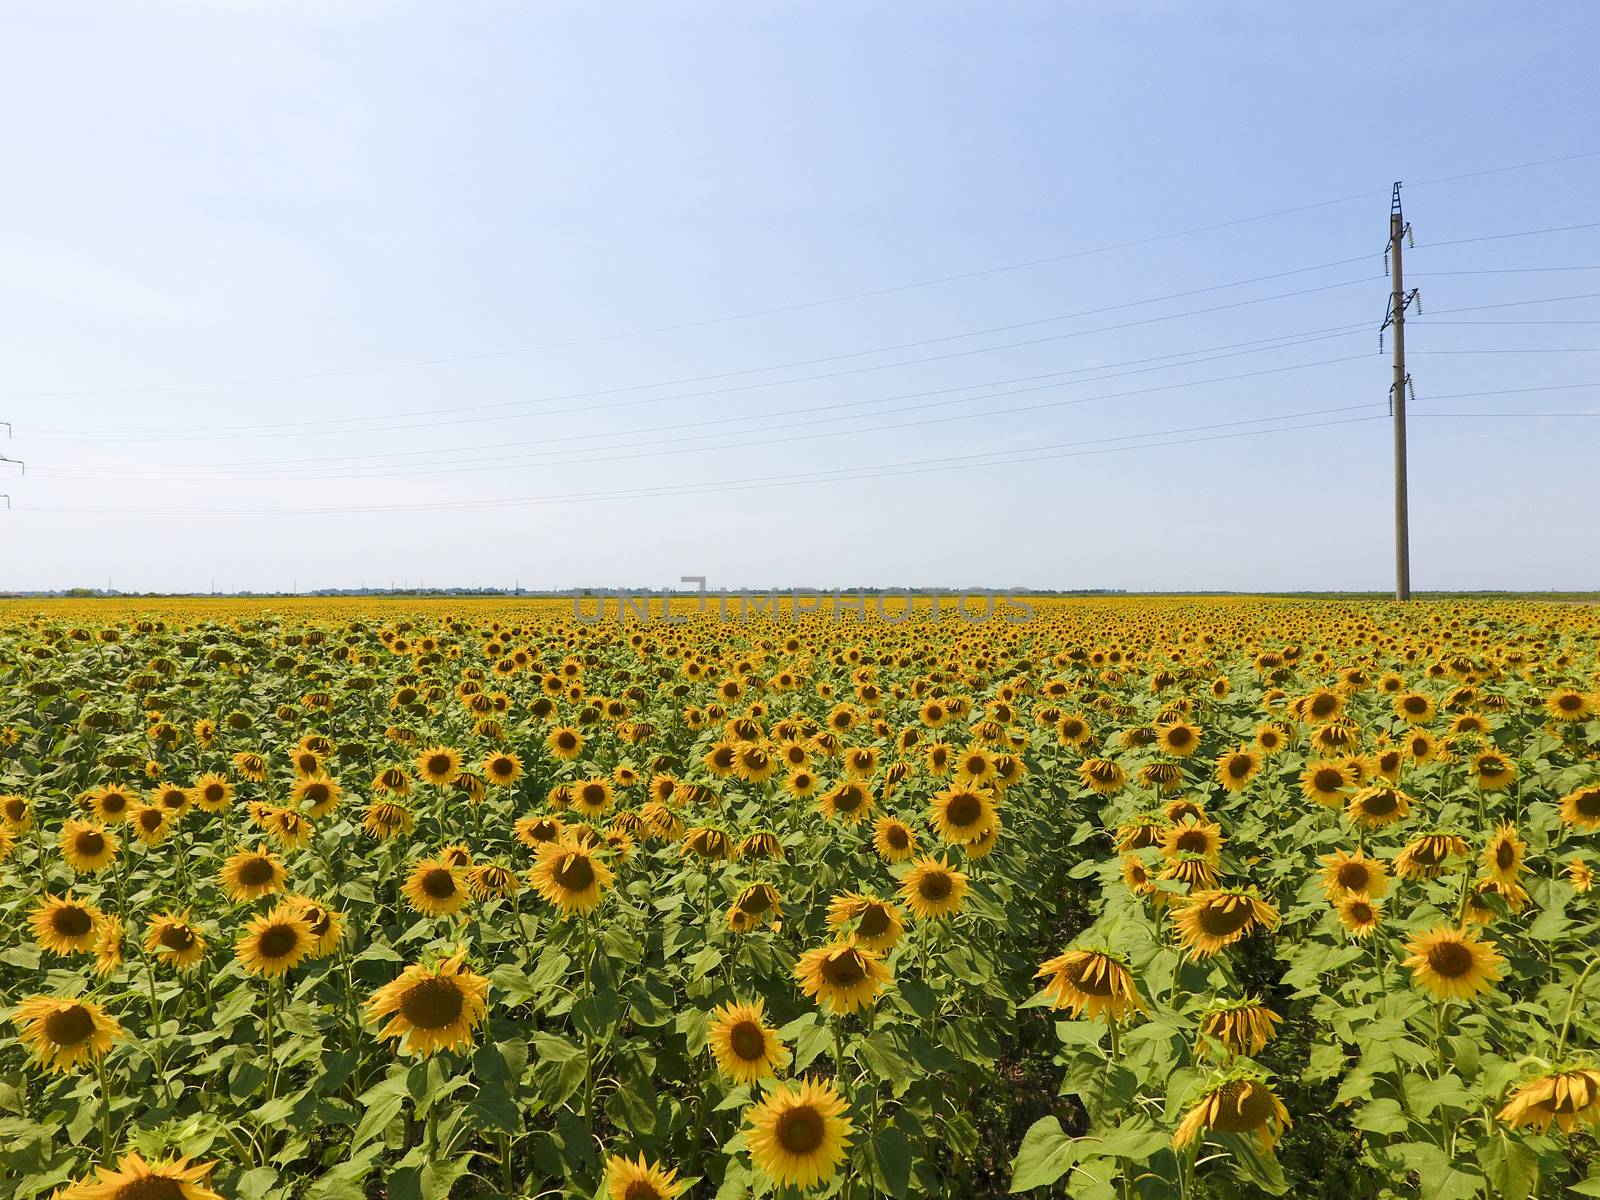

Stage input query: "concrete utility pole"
[{"left": 1381, "top": 182, "right": 1419, "bottom": 601}]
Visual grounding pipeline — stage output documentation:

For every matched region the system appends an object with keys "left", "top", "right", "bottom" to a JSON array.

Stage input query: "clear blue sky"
[{"left": 3, "top": 2, "right": 1598, "bottom": 593}]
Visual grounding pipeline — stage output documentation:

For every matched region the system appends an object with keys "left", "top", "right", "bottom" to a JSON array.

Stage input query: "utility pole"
[{"left": 1381, "top": 182, "right": 1419, "bottom": 601}]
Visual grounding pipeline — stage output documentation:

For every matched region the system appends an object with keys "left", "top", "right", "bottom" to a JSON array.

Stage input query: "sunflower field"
[{"left": 2, "top": 596, "right": 1599, "bottom": 1200}]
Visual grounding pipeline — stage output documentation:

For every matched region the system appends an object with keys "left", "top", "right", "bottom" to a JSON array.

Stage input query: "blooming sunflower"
[
  {"left": 1034, "top": 948, "right": 1142, "bottom": 1022},
  {"left": 1469, "top": 750, "right": 1516, "bottom": 791},
  {"left": 145, "top": 911, "right": 207, "bottom": 970},
  {"left": 1161, "top": 817, "right": 1224, "bottom": 864},
  {"left": 899, "top": 856, "right": 969, "bottom": 920},
  {"left": 531, "top": 837, "right": 614, "bottom": 916},
  {"left": 1172, "top": 1074, "right": 1292, "bottom": 1152},
  {"left": 794, "top": 942, "right": 890, "bottom": 1014},
  {"left": 1172, "top": 888, "right": 1279, "bottom": 958},
  {"left": 872, "top": 816, "right": 917, "bottom": 863},
  {"left": 825, "top": 892, "right": 905, "bottom": 954},
  {"left": 1558, "top": 785, "right": 1600, "bottom": 832},
  {"left": 415, "top": 745, "right": 463, "bottom": 787},
  {"left": 1336, "top": 895, "right": 1382, "bottom": 939},
  {"left": 817, "top": 782, "right": 873, "bottom": 825},
  {"left": 1156, "top": 720, "right": 1201, "bottom": 758},
  {"left": 403, "top": 859, "right": 470, "bottom": 917},
  {"left": 1318, "top": 849, "right": 1389, "bottom": 901},
  {"left": 219, "top": 846, "right": 288, "bottom": 901},
  {"left": 58, "top": 1153, "right": 222, "bottom": 1200},
  {"left": 1402, "top": 926, "right": 1505, "bottom": 1001},
  {"left": 290, "top": 775, "right": 341, "bottom": 819},
  {"left": 1078, "top": 757, "right": 1125, "bottom": 796},
  {"left": 745, "top": 1076, "right": 854, "bottom": 1191},
  {"left": 1546, "top": 689, "right": 1594, "bottom": 723},
  {"left": 31, "top": 894, "right": 104, "bottom": 955},
  {"left": 483, "top": 750, "right": 524, "bottom": 788},
  {"left": 235, "top": 908, "right": 314, "bottom": 977},
  {"left": 1345, "top": 784, "right": 1411, "bottom": 829},
  {"left": 604, "top": 1154, "right": 681, "bottom": 1200},
  {"left": 190, "top": 773, "right": 233, "bottom": 813},
  {"left": 129, "top": 802, "right": 174, "bottom": 846},
  {"left": 707, "top": 998, "right": 790, "bottom": 1084},
  {"left": 12, "top": 994, "right": 122, "bottom": 1073},
  {"left": 1299, "top": 760, "right": 1356, "bottom": 807},
  {"left": 929, "top": 786, "right": 998, "bottom": 846},
  {"left": 366, "top": 950, "right": 490, "bottom": 1056},
  {"left": 1482, "top": 822, "right": 1524, "bottom": 885},
  {"left": 1496, "top": 1067, "right": 1600, "bottom": 1133},
  {"left": 90, "top": 785, "right": 135, "bottom": 824},
  {"left": 1214, "top": 747, "right": 1262, "bottom": 792},
  {"left": 60, "top": 820, "right": 118, "bottom": 873}
]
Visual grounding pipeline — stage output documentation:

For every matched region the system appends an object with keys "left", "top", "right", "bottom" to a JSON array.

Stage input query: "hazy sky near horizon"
[{"left": 3, "top": 2, "right": 1599, "bottom": 594}]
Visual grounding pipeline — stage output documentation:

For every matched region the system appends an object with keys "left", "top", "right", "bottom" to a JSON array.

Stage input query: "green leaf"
[
  {"left": 870, "top": 1127, "right": 914, "bottom": 1198},
  {"left": 1476, "top": 1129, "right": 1538, "bottom": 1200},
  {"left": 1008, "top": 1116, "right": 1085, "bottom": 1192},
  {"left": 1352, "top": 1096, "right": 1409, "bottom": 1135}
]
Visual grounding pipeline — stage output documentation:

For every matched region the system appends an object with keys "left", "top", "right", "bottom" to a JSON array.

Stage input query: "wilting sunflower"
[
  {"left": 1336, "top": 895, "right": 1382, "bottom": 939},
  {"left": 290, "top": 775, "right": 341, "bottom": 819},
  {"left": 745, "top": 1076, "right": 854, "bottom": 1191},
  {"left": 145, "top": 911, "right": 207, "bottom": 970},
  {"left": 817, "top": 782, "right": 872, "bottom": 825},
  {"left": 531, "top": 836, "right": 614, "bottom": 916},
  {"left": 1469, "top": 750, "right": 1516, "bottom": 791},
  {"left": 1172, "top": 1074, "right": 1292, "bottom": 1152},
  {"left": 899, "top": 856, "right": 969, "bottom": 920},
  {"left": 1299, "top": 760, "right": 1356, "bottom": 807},
  {"left": 219, "top": 846, "right": 288, "bottom": 901},
  {"left": 31, "top": 894, "right": 104, "bottom": 955},
  {"left": 1172, "top": 888, "right": 1279, "bottom": 958},
  {"left": 366, "top": 950, "right": 491, "bottom": 1056},
  {"left": 872, "top": 816, "right": 917, "bottom": 863},
  {"left": 1402, "top": 926, "right": 1505, "bottom": 1001},
  {"left": 1465, "top": 878, "right": 1531, "bottom": 925},
  {"left": 1496, "top": 1067, "right": 1600, "bottom": 1133},
  {"left": 930, "top": 786, "right": 998, "bottom": 846},
  {"left": 1482, "top": 822, "right": 1524, "bottom": 885},
  {"left": 470, "top": 862, "right": 521, "bottom": 900},
  {"left": 683, "top": 826, "right": 732, "bottom": 859},
  {"left": 1346, "top": 784, "right": 1412, "bottom": 829},
  {"left": 737, "top": 830, "right": 786, "bottom": 861},
  {"left": 1558, "top": 785, "right": 1600, "bottom": 832},
  {"left": 1078, "top": 757, "right": 1125, "bottom": 796},
  {"left": 825, "top": 892, "right": 905, "bottom": 954},
  {"left": 403, "top": 858, "right": 470, "bottom": 917},
  {"left": 729, "top": 883, "right": 783, "bottom": 931},
  {"left": 1568, "top": 856, "right": 1595, "bottom": 893},
  {"left": 232, "top": 751, "right": 269, "bottom": 783},
  {"left": 1201, "top": 997, "right": 1282, "bottom": 1057},
  {"left": 1214, "top": 747, "right": 1262, "bottom": 792},
  {"left": 1318, "top": 849, "right": 1389, "bottom": 901},
  {"left": 707, "top": 998, "right": 790, "bottom": 1083},
  {"left": 1034, "top": 948, "right": 1142, "bottom": 1022},
  {"left": 604, "top": 1154, "right": 681, "bottom": 1200},
  {"left": 1122, "top": 854, "right": 1158, "bottom": 899},
  {"left": 235, "top": 907, "right": 314, "bottom": 977},
  {"left": 795, "top": 942, "right": 890, "bottom": 1014},
  {"left": 60, "top": 820, "right": 118, "bottom": 873},
  {"left": 1395, "top": 831, "right": 1469, "bottom": 881},
  {"left": 58, "top": 1154, "right": 223, "bottom": 1200},
  {"left": 364, "top": 800, "right": 415, "bottom": 840},
  {"left": 12, "top": 994, "right": 122, "bottom": 1073}
]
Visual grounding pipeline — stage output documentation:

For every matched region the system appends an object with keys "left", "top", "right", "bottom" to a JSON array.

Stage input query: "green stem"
[
  {"left": 1555, "top": 956, "right": 1600, "bottom": 1060},
  {"left": 95, "top": 1055, "right": 115, "bottom": 1159}
]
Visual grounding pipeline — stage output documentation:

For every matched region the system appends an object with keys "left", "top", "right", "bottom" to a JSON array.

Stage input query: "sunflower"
[
  {"left": 1214, "top": 747, "right": 1262, "bottom": 792},
  {"left": 284, "top": 896, "right": 346, "bottom": 956},
  {"left": 925, "top": 742, "right": 953, "bottom": 776},
  {"left": 364, "top": 800, "right": 415, "bottom": 839},
  {"left": 1496, "top": 1068, "right": 1600, "bottom": 1133},
  {"left": 1201, "top": 997, "right": 1282, "bottom": 1057},
  {"left": 1172, "top": 888, "right": 1279, "bottom": 958},
  {"left": 1346, "top": 784, "right": 1412, "bottom": 829},
  {"left": 1469, "top": 750, "right": 1516, "bottom": 791},
  {"left": 91, "top": 785, "right": 135, "bottom": 824},
  {"left": 817, "top": 782, "right": 873, "bottom": 825},
  {"left": 745, "top": 1076, "right": 854, "bottom": 1191},
  {"left": 403, "top": 859, "right": 470, "bottom": 917},
  {"left": 1394, "top": 691, "right": 1436, "bottom": 724},
  {"left": 1078, "top": 757, "right": 1125, "bottom": 796},
  {"left": 707, "top": 998, "right": 790, "bottom": 1084},
  {"left": 1299, "top": 760, "right": 1356, "bottom": 807},
  {"left": 531, "top": 837, "right": 614, "bottom": 916},
  {"left": 1318, "top": 849, "right": 1389, "bottom": 901},
  {"left": 872, "top": 816, "right": 917, "bottom": 863},
  {"left": 483, "top": 751, "right": 524, "bottom": 788},
  {"left": 219, "top": 847, "right": 288, "bottom": 901},
  {"left": 930, "top": 786, "right": 998, "bottom": 847},
  {"left": 12, "top": 994, "right": 122, "bottom": 1074},
  {"left": 794, "top": 942, "right": 890, "bottom": 1014},
  {"left": 93, "top": 914, "right": 125, "bottom": 975},
  {"left": 1395, "top": 832, "right": 1469, "bottom": 881},
  {"left": 783, "top": 768, "right": 821, "bottom": 798},
  {"left": 31, "top": 894, "right": 104, "bottom": 955},
  {"left": 1161, "top": 817, "right": 1224, "bottom": 864},
  {"left": 234, "top": 908, "right": 313, "bottom": 977},
  {"left": 1546, "top": 689, "right": 1594, "bottom": 724},
  {"left": 1465, "top": 878, "right": 1531, "bottom": 925},
  {"left": 232, "top": 751, "right": 269, "bottom": 783},
  {"left": 825, "top": 892, "right": 905, "bottom": 954},
  {"left": 1402, "top": 926, "right": 1505, "bottom": 1001},
  {"left": 1568, "top": 856, "right": 1595, "bottom": 893},
  {"left": 604, "top": 1154, "right": 681, "bottom": 1200},
  {"left": 60, "top": 820, "right": 118, "bottom": 873},
  {"left": 1172, "top": 1075, "right": 1292, "bottom": 1152},
  {"left": 1405, "top": 730, "right": 1437, "bottom": 763},
  {"left": 1558, "top": 785, "right": 1600, "bottom": 832},
  {"left": 415, "top": 745, "right": 462, "bottom": 787},
  {"left": 1122, "top": 854, "right": 1158, "bottom": 899},
  {"left": 572, "top": 778, "right": 615, "bottom": 818},
  {"left": 1156, "top": 720, "right": 1201, "bottom": 758},
  {"left": 129, "top": 802, "right": 174, "bottom": 846},
  {"left": 737, "top": 830, "right": 786, "bottom": 861},
  {"left": 729, "top": 883, "right": 783, "bottom": 930},
  {"left": 366, "top": 950, "right": 491, "bottom": 1056},
  {"left": 291, "top": 775, "right": 341, "bottom": 819},
  {"left": 372, "top": 765, "right": 412, "bottom": 796},
  {"left": 1483, "top": 822, "right": 1524, "bottom": 885},
  {"left": 683, "top": 826, "right": 731, "bottom": 859},
  {"left": 265, "top": 807, "right": 313, "bottom": 851},
  {"left": 1034, "top": 948, "right": 1142, "bottom": 1022},
  {"left": 1336, "top": 895, "right": 1382, "bottom": 938},
  {"left": 57, "top": 1153, "right": 222, "bottom": 1200},
  {"left": 470, "top": 862, "right": 521, "bottom": 900},
  {"left": 899, "top": 856, "right": 969, "bottom": 920},
  {"left": 145, "top": 911, "right": 207, "bottom": 970}
]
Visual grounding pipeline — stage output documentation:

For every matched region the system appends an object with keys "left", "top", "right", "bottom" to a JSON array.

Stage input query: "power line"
[
  {"left": 15, "top": 413, "right": 1388, "bottom": 517},
  {"left": 1423, "top": 221, "right": 1600, "bottom": 249}
]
